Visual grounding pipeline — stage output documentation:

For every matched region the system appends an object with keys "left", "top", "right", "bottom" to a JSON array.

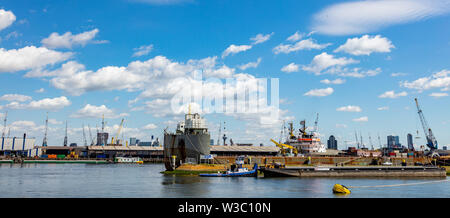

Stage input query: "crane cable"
[{"left": 347, "top": 179, "right": 450, "bottom": 189}]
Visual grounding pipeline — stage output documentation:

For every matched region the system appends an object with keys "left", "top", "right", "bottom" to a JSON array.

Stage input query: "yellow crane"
[
  {"left": 270, "top": 139, "right": 298, "bottom": 156},
  {"left": 111, "top": 118, "right": 125, "bottom": 145}
]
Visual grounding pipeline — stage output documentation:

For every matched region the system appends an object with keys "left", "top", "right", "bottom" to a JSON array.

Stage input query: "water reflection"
[{"left": 0, "top": 163, "right": 448, "bottom": 198}]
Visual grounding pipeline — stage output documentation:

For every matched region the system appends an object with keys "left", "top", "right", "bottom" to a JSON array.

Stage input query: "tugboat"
[{"left": 199, "top": 156, "right": 258, "bottom": 177}]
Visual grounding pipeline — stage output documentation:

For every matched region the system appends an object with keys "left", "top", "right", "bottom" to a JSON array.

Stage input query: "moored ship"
[
  {"left": 284, "top": 120, "right": 326, "bottom": 154},
  {"left": 163, "top": 111, "right": 211, "bottom": 171}
]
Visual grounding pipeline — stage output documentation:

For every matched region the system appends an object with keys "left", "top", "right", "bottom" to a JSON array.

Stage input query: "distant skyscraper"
[
  {"left": 407, "top": 133, "right": 414, "bottom": 150},
  {"left": 130, "top": 137, "right": 137, "bottom": 146},
  {"left": 327, "top": 135, "right": 338, "bottom": 150},
  {"left": 387, "top": 135, "right": 400, "bottom": 149},
  {"left": 210, "top": 139, "right": 214, "bottom": 145}
]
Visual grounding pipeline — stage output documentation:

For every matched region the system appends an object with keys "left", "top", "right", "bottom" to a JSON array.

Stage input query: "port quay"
[{"left": 1, "top": 0, "right": 450, "bottom": 216}]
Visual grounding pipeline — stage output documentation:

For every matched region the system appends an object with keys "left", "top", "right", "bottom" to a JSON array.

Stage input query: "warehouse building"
[{"left": 0, "top": 135, "right": 36, "bottom": 157}]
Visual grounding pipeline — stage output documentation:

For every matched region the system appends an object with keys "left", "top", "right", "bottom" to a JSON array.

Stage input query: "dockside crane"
[
  {"left": 414, "top": 98, "right": 439, "bottom": 157},
  {"left": 88, "top": 124, "right": 94, "bottom": 145},
  {"left": 2, "top": 111, "right": 7, "bottom": 138},
  {"left": 271, "top": 139, "right": 298, "bottom": 156},
  {"left": 377, "top": 133, "right": 382, "bottom": 149},
  {"left": 42, "top": 112, "right": 48, "bottom": 147},
  {"left": 82, "top": 123, "right": 87, "bottom": 146},
  {"left": 217, "top": 122, "right": 221, "bottom": 146},
  {"left": 360, "top": 131, "right": 364, "bottom": 148},
  {"left": 355, "top": 131, "right": 360, "bottom": 149},
  {"left": 63, "top": 121, "right": 68, "bottom": 146},
  {"left": 112, "top": 118, "right": 124, "bottom": 145}
]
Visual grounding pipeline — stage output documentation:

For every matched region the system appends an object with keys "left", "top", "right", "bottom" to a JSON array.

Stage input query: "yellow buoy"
[{"left": 332, "top": 184, "right": 351, "bottom": 194}]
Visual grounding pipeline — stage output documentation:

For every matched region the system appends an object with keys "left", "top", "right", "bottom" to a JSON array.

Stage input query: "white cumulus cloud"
[
  {"left": 304, "top": 87, "right": 334, "bottom": 97},
  {"left": 378, "top": 90, "right": 408, "bottom": 98},
  {"left": 302, "top": 52, "right": 359, "bottom": 75},
  {"left": 0, "top": 94, "right": 32, "bottom": 102},
  {"left": 2, "top": 96, "right": 71, "bottom": 111},
  {"left": 273, "top": 38, "right": 331, "bottom": 54},
  {"left": 0, "top": 46, "right": 72, "bottom": 73},
  {"left": 287, "top": 31, "right": 304, "bottom": 42},
  {"left": 132, "top": 44, "right": 154, "bottom": 57},
  {"left": 336, "top": 105, "right": 362, "bottom": 112},
  {"left": 142, "top": 123, "right": 158, "bottom": 130},
  {"left": 250, "top": 32, "right": 274, "bottom": 45},
  {"left": 238, "top": 58, "right": 261, "bottom": 70},
  {"left": 353, "top": 116, "right": 368, "bottom": 122},
  {"left": 41, "top": 29, "right": 106, "bottom": 49},
  {"left": 281, "top": 63, "right": 299, "bottom": 73},
  {"left": 71, "top": 104, "right": 128, "bottom": 119},
  {"left": 222, "top": 44, "right": 252, "bottom": 58},
  {"left": 401, "top": 69, "right": 450, "bottom": 91},
  {"left": 0, "top": 9, "right": 16, "bottom": 31},
  {"left": 334, "top": 35, "right": 394, "bottom": 55},
  {"left": 429, "top": 92, "right": 448, "bottom": 98},
  {"left": 320, "top": 78, "right": 346, "bottom": 85}
]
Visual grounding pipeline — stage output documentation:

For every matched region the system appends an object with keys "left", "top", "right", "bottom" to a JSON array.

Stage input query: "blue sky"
[{"left": 0, "top": 0, "right": 449, "bottom": 149}]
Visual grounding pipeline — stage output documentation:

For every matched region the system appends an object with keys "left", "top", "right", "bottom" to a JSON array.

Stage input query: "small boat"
[
  {"left": 199, "top": 163, "right": 258, "bottom": 177},
  {"left": 114, "top": 157, "right": 144, "bottom": 164},
  {"left": 382, "top": 161, "right": 393, "bottom": 166},
  {"left": 332, "top": 184, "right": 351, "bottom": 194}
]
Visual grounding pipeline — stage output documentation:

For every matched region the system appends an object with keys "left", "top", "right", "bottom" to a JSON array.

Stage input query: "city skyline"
[{"left": 0, "top": 0, "right": 449, "bottom": 149}]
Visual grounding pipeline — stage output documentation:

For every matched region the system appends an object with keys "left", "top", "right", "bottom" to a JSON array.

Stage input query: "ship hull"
[{"left": 163, "top": 133, "right": 210, "bottom": 171}]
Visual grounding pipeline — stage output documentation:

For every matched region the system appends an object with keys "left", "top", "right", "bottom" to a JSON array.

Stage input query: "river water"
[{"left": 0, "top": 163, "right": 448, "bottom": 198}]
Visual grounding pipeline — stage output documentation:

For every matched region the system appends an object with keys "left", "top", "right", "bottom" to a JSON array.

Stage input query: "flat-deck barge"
[{"left": 261, "top": 166, "right": 446, "bottom": 177}]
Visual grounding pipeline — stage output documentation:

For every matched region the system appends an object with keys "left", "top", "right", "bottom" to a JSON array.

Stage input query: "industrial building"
[{"left": 0, "top": 135, "right": 36, "bottom": 156}]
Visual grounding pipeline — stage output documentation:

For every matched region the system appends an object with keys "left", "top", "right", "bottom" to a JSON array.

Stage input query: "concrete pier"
[{"left": 261, "top": 166, "right": 446, "bottom": 177}]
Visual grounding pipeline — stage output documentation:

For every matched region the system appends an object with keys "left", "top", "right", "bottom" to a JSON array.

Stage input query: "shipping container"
[{"left": 48, "top": 154, "right": 57, "bottom": 159}]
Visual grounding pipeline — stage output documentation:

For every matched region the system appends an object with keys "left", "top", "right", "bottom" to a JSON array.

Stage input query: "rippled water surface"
[{"left": 0, "top": 163, "right": 448, "bottom": 198}]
